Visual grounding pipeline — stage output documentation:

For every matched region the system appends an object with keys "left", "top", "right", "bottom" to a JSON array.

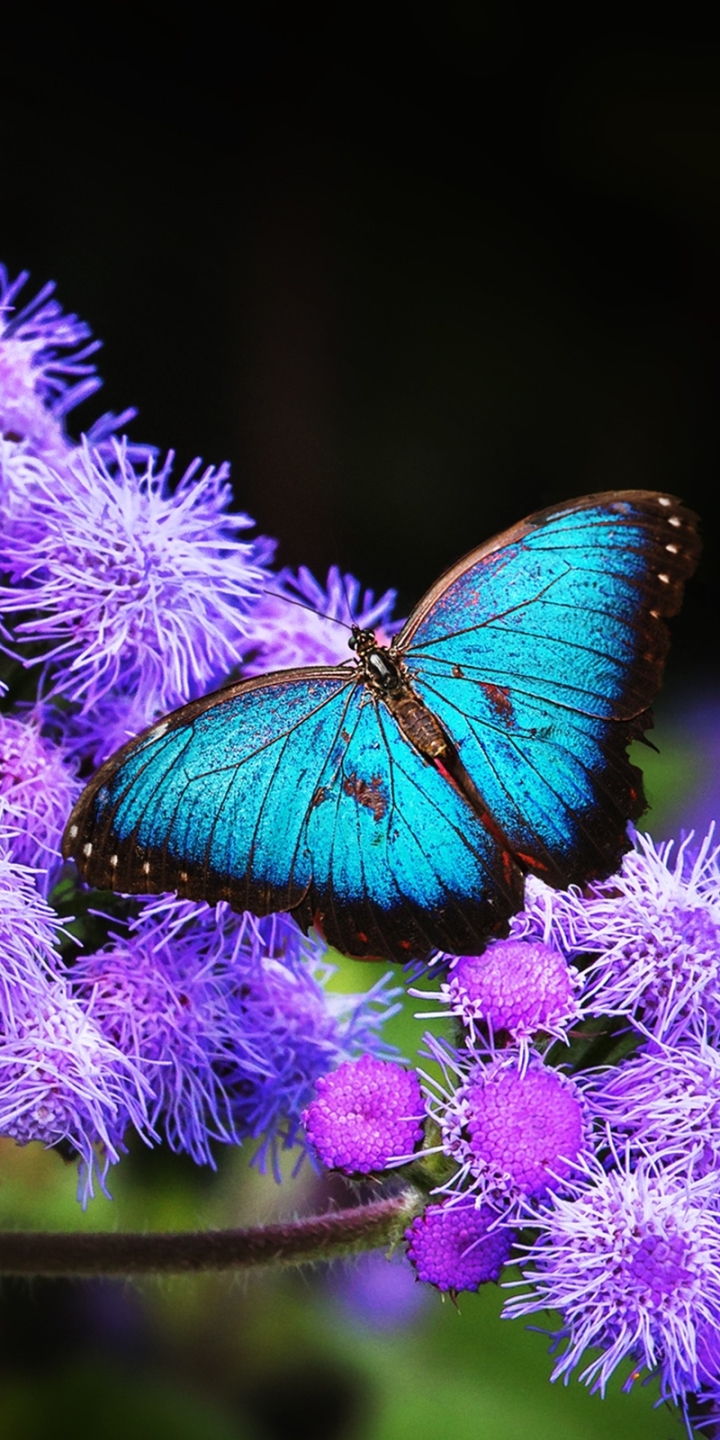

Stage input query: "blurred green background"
[{"left": 0, "top": 4, "right": 718, "bottom": 1437}]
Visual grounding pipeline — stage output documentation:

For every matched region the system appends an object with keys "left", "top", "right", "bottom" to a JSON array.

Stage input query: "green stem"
[{"left": 0, "top": 1190, "right": 425, "bottom": 1278}]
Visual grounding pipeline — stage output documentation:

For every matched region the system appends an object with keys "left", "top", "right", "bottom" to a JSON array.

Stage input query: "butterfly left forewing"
[{"left": 63, "top": 669, "right": 356, "bottom": 913}]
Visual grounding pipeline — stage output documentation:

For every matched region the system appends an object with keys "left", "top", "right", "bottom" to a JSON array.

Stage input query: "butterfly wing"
[
  {"left": 64, "top": 666, "right": 523, "bottom": 961},
  {"left": 396, "top": 491, "right": 700, "bottom": 887}
]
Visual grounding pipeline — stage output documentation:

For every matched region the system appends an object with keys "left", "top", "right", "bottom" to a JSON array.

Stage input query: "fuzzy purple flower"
[
  {"left": 0, "top": 981, "right": 149, "bottom": 1203},
  {"left": 0, "top": 822, "right": 69, "bottom": 1022},
  {"left": 241, "top": 564, "right": 401, "bottom": 675},
  {"left": 303, "top": 1056, "right": 424, "bottom": 1174},
  {"left": 424, "top": 1041, "right": 588, "bottom": 1206},
  {"left": 583, "top": 1035, "right": 720, "bottom": 1180},
  {"left": 0, "top": 714, "right": 80, "bottom": 888},
  {"left": 514, "top": 829, "right": 720, "bottom": 1043},
  {"left": 406, "top": 1201, "right": 513, "bottom": 1293},
  {"left": 504, "top": 1153, "right": 720, "bottom": 1403},
  {"left": 226, "top": 916, "right": 403, "bottom": 1173},
  {"left": 0, "top": 266, "right": 103, "bottom": 460},
  {"left": 0, "top": 441, "right": 270, "bottom": 719}
]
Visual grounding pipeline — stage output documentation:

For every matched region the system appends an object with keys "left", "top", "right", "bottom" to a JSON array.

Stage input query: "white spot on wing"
[
  {"left": 142, "top": 861, "right": 151, "bottom": 874},
  {"left": 658, "top": 496, "right": 672, "bottom": 507},
  {"left": 110, "top": 854, "right": 119, "bottom": 868},
  {"left": 83, "top": 842, "right": 93, "bottom": 857},
  {"left": 69, "top": 824, "right": 78, "bottom": 839},
  {"left": 658, "top": 573, "right": 670, "bottom": 584}
]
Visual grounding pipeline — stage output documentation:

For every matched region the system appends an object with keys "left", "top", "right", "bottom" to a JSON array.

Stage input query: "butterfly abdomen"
[{"left": 384, "top": 691, "right": 449, "bottom": 762}]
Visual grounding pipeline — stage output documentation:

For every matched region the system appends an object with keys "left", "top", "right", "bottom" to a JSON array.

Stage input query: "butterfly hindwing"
[{"left": 398, "top": 491, "right": 700, "bottom": 886}]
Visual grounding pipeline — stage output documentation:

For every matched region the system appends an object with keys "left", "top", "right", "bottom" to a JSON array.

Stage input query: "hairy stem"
[{"left": 0, "top": 1190, "right": 425, "bottom": 1278}]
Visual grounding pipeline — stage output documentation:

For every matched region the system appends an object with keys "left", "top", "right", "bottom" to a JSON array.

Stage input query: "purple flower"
[
  {"left": 583, "top": 1035, "right": 720, "bottom": 1180},
  {"left": 0, "top": 981, "right": 149, "bottom": 1203},
  {"left": 0, "top": 266, "right": 103, "bottom": 460},
  {"left": 39, "top": 687, "right": 165, "bottom": 771},
  {"left": 0, "top": 822, "right": 68, "bottom": 1022},
  {"left": 69, "top": 906, "right": 257, "bottom": 1165},
  {"left": 303, "top": 1056, "right": 424, "bottom": 1174},
  {"left": 225, "top": 914, "right": 402, "bottom": 1174},
  {"left": 414, "top": 940, "right": 581, "bottom": 1067},
  {"left": 503, "top": 1153, "right": 720, "bottom": 1403},
  {"left": 70, "top": 899, "right": 401, "bottom": 1175},
  {"left": 0, "top": 714, "right": 80, "bottom": 889},
  {"left": 406, "top": 1201, "right": 513, "bottom": 1293},
  {"left": 424, "top": 1041, "right": 588, "bottom": 1206},
  {"left": 0, "top": 441, "right": 270, "bottom": 719},
  {"left": 241, "top": 564, "right": 401, "bottom": 675},
  {"left": 514, "top": 829, "right": 720, "bottom": 1042}
]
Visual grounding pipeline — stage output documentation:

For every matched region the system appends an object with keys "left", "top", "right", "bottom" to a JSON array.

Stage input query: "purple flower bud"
[
  {"left": 406, "top": 1201, "right": 513, "bottom": 1293},
  {"left": 428, "top": 1046, "right": 587, "bottom": 1204},
  {"left": 303, "top": 1056, "right": 424, "bottom": 1174},
  {"left": 427, "top": 940, "right": 581, "bottom": 1060}
]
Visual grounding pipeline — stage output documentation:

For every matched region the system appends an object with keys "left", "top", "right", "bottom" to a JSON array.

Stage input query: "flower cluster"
[
  {"left": 0, "top": 262, "right": 401, "bottom": 1203},
  {"left": 302, "top": 832, "right": 720, "bottom": 1432}
]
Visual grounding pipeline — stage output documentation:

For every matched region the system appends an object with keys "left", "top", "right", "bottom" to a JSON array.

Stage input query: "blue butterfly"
[{"left": 63, "top": 491, "right": 700, "bottom": 961}]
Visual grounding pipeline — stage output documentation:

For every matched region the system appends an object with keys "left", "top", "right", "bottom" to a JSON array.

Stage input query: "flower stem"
[{"left": 0, "top": 1190, "right": 425, "bottom": 1278}]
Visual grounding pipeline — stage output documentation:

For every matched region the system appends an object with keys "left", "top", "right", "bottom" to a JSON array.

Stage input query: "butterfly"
[{"left": 63, "top": 491, "right": 700, "bottom": 962}]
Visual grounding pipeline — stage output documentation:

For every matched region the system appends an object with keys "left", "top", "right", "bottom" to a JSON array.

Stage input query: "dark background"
[{"left": 1, "top": 4, "right": 718, "bottom": 682}]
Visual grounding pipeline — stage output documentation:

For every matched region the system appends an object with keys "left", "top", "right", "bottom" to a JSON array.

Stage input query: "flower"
[
  {"left": 241, "top": 564, "right": 401, "bottom": 675},
  {"left": 0, "top": 714, "right": 80, "bottom": 888},
  {"left": 69, "top": 905, "right": 259, "bottom": 1166},
  {"left": 414, "top": 939, "right": 581, "bottom": 1067},
  {"left": 0, "top": 266, "right": 103, "bottom": 460},
  {"left": 583, "top": 1034, "right": 720, "bottom": 1180},
  {"left": 70, "top": 899, "right": 402, "bottom": 1175},
  {"left": 503, "top": 1153, "right": 720, "bottom": 1403},
  {"left": 406, "top": 1201, "right": 513, "bottom": 1293},
  {"left": 0, "top": 822, "right": 68, "bottom": 1023},
  {"left": 425, "top": 1042, "right": 588, "bottom": 1206},
  {"left": 224, "top": 913, "right": 403, "bottom": 1174},
  {"left": 0, "top": 981, "right": 149, "bottom": 1203},
  {"left": 513, "top": 829, "right": 720, "bottom": 1043},
  {"left": 303, "top": 1056, "right": 424, "bottom": 1174},
  {"left": 0, "top": 441, "right": 271, "bottom": 719}
]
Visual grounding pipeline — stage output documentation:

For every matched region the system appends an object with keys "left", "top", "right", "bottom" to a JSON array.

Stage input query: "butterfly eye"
[{"left": 348, "top": 626, "right": 375, "bottom": 654}]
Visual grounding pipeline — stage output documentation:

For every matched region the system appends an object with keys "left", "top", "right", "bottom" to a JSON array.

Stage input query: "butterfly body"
[{"left": 63, "top": 491, "right": 701, "bottom": 961}]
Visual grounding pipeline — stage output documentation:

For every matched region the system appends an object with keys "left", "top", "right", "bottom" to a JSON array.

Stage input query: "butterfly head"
[{"left": 348, "top": 625, "right": 378, "bottom": 659}]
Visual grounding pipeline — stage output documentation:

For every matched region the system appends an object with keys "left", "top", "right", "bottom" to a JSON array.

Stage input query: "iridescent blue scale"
[{"left": 63, "top": 492, "right": 700, "bottom": 961}]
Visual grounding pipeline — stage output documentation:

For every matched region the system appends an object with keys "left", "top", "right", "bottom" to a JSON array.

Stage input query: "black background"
[{"left": 1, "top": 4, "right": 718, "bottom": 677}]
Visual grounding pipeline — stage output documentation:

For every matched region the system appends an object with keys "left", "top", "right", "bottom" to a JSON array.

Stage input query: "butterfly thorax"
[{"left": 349, "top": 625, "right": 449, "bottom": 763}]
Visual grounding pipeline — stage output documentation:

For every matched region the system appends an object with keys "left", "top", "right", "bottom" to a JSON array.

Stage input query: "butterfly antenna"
[
  {"left": 339, "top": 569, "right": 356, "bottom": 629},
  {"left": 260, "top": 585, "right": 353, "bottom": 631}
]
